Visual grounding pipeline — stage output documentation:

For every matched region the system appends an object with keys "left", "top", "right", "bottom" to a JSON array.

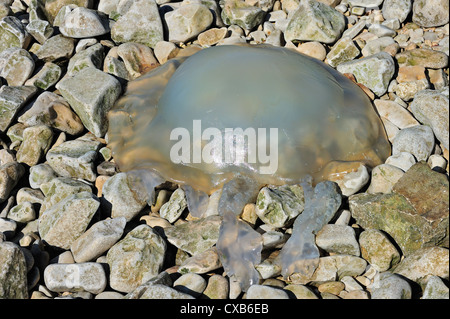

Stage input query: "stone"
[
  {"left": 422, "top": 276, "right": 449, "bottom": 299},
  {"left": 39, "top": 176, "right": 92, "bottom": 213},
  {"left": 299, "top": 255, "right": 367, "bottom": 285},
  {"left": 35, "top": 34, "right": 75, "bottom": 62},
  {"left": 198, "top": 27, "right": 228, "bottom": 47},
  {"left": 16, "top": 125, "right": 54, "bottom": 166},
  {"left": 102, "top": 172, "right": 148, "bottom": 221},
  {"left": 42, "top": 0, "right": 92, "bottom": 24},
  {"left": 7, "top": 201, "right": 36, "bottom": 223},
  {"left": 26, "top": 19, "right": 54, "bottom": 44},
  {"left": 66, "top": 43, "right": 104, "bottom": 77},
  {"left": 370, "top": 272, "right": 412, "bottom": 299},
  {"left": 393, "top": 247, "right": 449, "bottom": 285},
  {"left": 397, "top": 65, "right": 426, "bottom": 83},
  {"left": 326, "top": 37, "right": 360, "bottom": 67},
  {"left": 221, "top": 0, "right": 266, "bottom": 31},
  {"left": 166, "top": 4, "right": 213, "bottom": 43},
  {"left": 246, "top": 284, "right": 290, "bottom": 299},
  {"left": 18, "top": 91, "right": 84, "bottom": 135},
  {"left": 255, "top": 184, "right": 304, "bottom": 228},
  {"left": 368, "top": 24, "right": 396, "bottom": 38},
  {"left": 337, "top": 52, "right": 395, "bottom": 96},
  {"left": 38, "top": 192, "right": 100, "bottom": 250},
  {"left": 0, "top": 217, "right": 17, "bottom": 239},
  {"left": 16, "top": 187, "right": 44, "bottom": 205},
  {"left": 0, "top": 241, "right": 28, "bottom": 298},
  {"left": 392, "top": 125, "right": 435, "bottom": 162},
  {"left": 173, "top": 273, "right": 207, "bottom": 297},
  {"left": 412, "top": 0, "right": 449, "bottom": 27},
  {"left": 295, "top": 41, "right": 327, "bottom": 61},
  {"left": 428, "top": 68, "right": 449, "bottom": 90},
  {"left": 59, "top": 7, "right": 110, "bottom": 38},
  {"left": 160, "top": 188, "right": 187, "bottom": 223},
  {"left": 107, "top": 224, "right": 167, "bottom": 293},
  {"left": 153, "top": 41, "right": 180, "bottom": 64},
  {"left": 0, "top": 16, "right": 31, "bottom": 54},
  {"left": 0, "top": 162, "right": 25, "bottom": 203},
  {"left": 373, "top": 99, "right": 419, "bottom": 129},
  {"left": 361, "top": 36, "right": 396, "bottom": 57},
  {"left": 178, "top": 247, "right": 222, "bottom": 274},
  {"left": 395, "top": 48, "right": 448, "bottom": 69},
  {"left": 347, "top": 0, "right": 383, "bottom": 7},
  {"left": 428, "top": 154, "right": 447, "bottom": 171},
  {"left": 165, "top": 215, "right": 222, "bottom": 255},
  {"left": 132, "top": 283, "right": 195, "bottom": 299},
  {"left": 395, "top": 78, "right": 430, "bottom": 101},
  {"left": 382, "top": 0, "right": 412, "bottom": 23},
  {"left": 316, "top": 224, "right": 360, "bottom": 256},
  {"left": 117, "top": 42, "right": 159, "bottom": 80},
  {"left": 24, "top": 62, "right": 62, "bottom": 90},
  {"left": 43, "top": 262, "right": 107, "bottom": 294},
  {"left": 111, "top": 0, "right": 164, "bottom": 48},
  {"left": 71, "top": 217, "right": 127, "bottom": 263},
  {"left": 392, "top": 162, "right": 449, "bottom": 246},
  {"left": 327, "top": 163, "right": 369, "bottom": 196},
  {"left": 359, "top": 229, "right": 401, "bottom": 271},
  {"left": 202, "top": 274, "right": 229, "bottom": 299},
  {"left": 46, "top": 137, "right": 102, "bottom": 182},
  {"left": 318, "top": 281, "right": 345, "bottom": 295},
  {"left": 410, "top": 90, "right": 449, "bottom": 150},
  {"left": 349, "top": 190, "right": 448, "bottom": 255},
  {"left": 56, "top": 67, "right": 122, "bottom": 137},
  {"left": 28, "top": 163, "right": 57, "bottom": 189},
  {"left": 0, "top": 48, "right": 35, "bottom": 86},
  {"left": 285, "top": 0, "right": 345, "bottom": 44},
  {"left": 385, "top": 152, "right": 416, "bottom": 172},
  {"left": 341, "top": 19, "right": 366, "bottom": 39},
  {"left": 0, "top": 85, "right": 38, "bottom": 133},
  {"left": 95, "top": 291, "right": 124, "bottom": 299},
  {"left": 283, "top": 284, "right": 318, "bottom": 299}
]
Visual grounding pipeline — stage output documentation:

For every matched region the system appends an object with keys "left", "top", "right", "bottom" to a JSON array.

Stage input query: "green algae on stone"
[
  {"left": 38, "top": 191, "right": 100, "bottom": 249},
  {"left": 16, "top": 125, "right": 54, "bottom": 167},
  {"left": 0, "top": 241, "right": 28, "bottom": 299},
  {"left": 0, "top": 86, "right": 38, "bottom": 133},
  {"left": 164, "top": 215, "right": 222, "bottom": 255},
  {"left": 358, "top": 229, "right": 401, "bottom": 271},
  {"left": 0, "top": 16, "right": 31, "bottom": 54},
  {"left": 106, "top": 224, "right": 167, "bottom": 293},
  {"left": 255, "top": 184, "right": 305, "bottom": 228},
  {"left": 285, "top": 0, "right": 345, "bottom": 44},
  {"left": 25, "top": 62, "right": 61, "bottom": 90},
  {"left": 221, "top": 0, "right": 266, "bottom": 30}
]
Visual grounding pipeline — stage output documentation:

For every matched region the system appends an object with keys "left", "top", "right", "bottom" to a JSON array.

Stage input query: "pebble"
[
  {"left": 59, "top": 7, "right": 110, "bottom": 38},
  {"left": 70, "top": 217, "right": 126, "bottom": 263},
  {"left": 221, "top": 0, "right": 265, "bottom": 31},
  {"left": 67, "top": 42, "right": 105, "bottom": 77},
  {"left": 384, "top": 152, "right": 417, "bottom": 172},
  {"left": 0, "top": 162, "right": 25, "bottom": 203},
  {"left": 102, "top": 172, "right": 148, "bottom": 221},
  {"left": 318, "top": 281, "right": 345, "bottom": 295},
  {"left": 106, "top": 224, "right": 167, "bottom": 293},
  {"left": 295, "top": 41, "right": 327, "bottom": 61},
  {"left": 326, "top": 37, "right": 360, "bottom": 67},
  {"left": 0, "top": 16, "right": 30, "bottom": 54},
  {"left": 16, "top": 125, "right": 54, "bottom": 166},
  {"left": 0, "top": 85, "right": 38, "bottom": 133},
  {"left": 283, "top": 284, "right": 318, "bottom": 299},
  {"left": 0, "top": 48, "right": 35, "bottom": 86},
  {"left": 38, "top": 192, "right": 100, "bottom": 250},
  {"left": 24, "top": 62, "right": 62, "bottom": 90},
  {"left": 43, "top": 262, "right": 107, "bottom": 294},
  {"left": 160, "top": 188, "right": 187, "bottom": 223},
  {"left": 412, "top": 0, "right": 449, "bottom": 28},
  {"left": 361, "top": 36, "right": 396, "bottom": 56},
  {"left": 165, "top": 215, "right": 222, "bottom": 255},
  {"left": 337, "top": 52, "right": 395, "bottom": 96},
  {"left": 246, "top": 284, "right": 290, "bottom": 299},
  {"left": 316, "top": 224, "right": 360, "bottom": 256},
  {"left": 173, "top": 273, "right": 207, "bottom": 297},
  {"left": 371, "top": 272, "right": 412, "bottom": 299},
  {"left": 373, "top": 99, "right": 419, "bottom": 129},
  {"left": 410, "top": 90, "right": 449, "bottom": 149},
  {"left": 34, "top": 34, "right": 75, "bottom": 62},
  {"left": 154, "top": 41, "right": 180, "bottom": 64},
  {"left": 358, "top": 229, "right": 401, "bottom": 272},
  {"left": 255, "top": 184, "right": 304, "bottom": 228},
  {"left": 46, "top": 136, "right": 102, "bottom": 182},
  {"left": 56, "top": 67, "right": 122, "bottom": 137},
  {"left": 166, "top": 4, "right": 213, "bottom": 43},
  {"left": 111, "top": 0, "right": 164, "bottom": 48},
  {"left": 0, "top": 241, "right": 28, "bottom": 298},
  {"left": 392, "top": 125, "right": 435, "bottom": 162},
  {"left": 285, "top": 0, "right": 345, "bottom": 44},
  {"left": 117, "top": 42, "right": 160, "bottom": 80},
  {"left": 202, "top": 274, "right": 229, "bottom": 299},
  {"left": 7, "top": 201, "right": 35, "bottom": 223},
  {"left": 382, "top": 0, "right": 412, "bottom": 23},
  {"left": 28, "top": 163, "right": 57, "bottom": 189},
  {"left": 422, "top": 276, "right": 450, "bottom": 299},
  {"left": 395, "top": 48, "right": 449, "bottom": 69}
]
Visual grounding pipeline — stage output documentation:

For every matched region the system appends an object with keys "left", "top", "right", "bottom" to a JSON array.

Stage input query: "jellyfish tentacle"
[{"left": 215, "top": 175, "right": 263, "bottom": 291}]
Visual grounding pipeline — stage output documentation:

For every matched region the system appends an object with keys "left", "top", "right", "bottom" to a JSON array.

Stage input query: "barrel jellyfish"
[{"left": 107, "top": 44, "right": 391, "bottom": 290}]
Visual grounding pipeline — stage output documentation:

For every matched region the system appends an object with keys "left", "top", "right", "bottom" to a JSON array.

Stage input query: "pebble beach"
[{"left": 0, "top": 0, "right": 449, "bottom": 301}]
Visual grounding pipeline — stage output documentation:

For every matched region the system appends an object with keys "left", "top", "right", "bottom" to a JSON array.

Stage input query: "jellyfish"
[{"left": 107, "top": 44, "right": 390, "bottom": 290}]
